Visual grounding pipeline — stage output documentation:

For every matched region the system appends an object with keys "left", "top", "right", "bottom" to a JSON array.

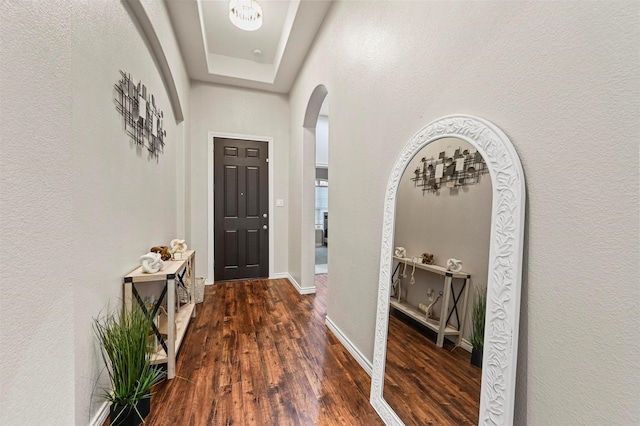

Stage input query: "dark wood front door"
[{"left": 214, "top": 138, "right": 269, "bottom": 280}]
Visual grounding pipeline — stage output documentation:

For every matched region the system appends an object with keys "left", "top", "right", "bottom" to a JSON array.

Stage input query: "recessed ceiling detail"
[{"left": 166, "top": 0, "right": 333, "bottom": 93}]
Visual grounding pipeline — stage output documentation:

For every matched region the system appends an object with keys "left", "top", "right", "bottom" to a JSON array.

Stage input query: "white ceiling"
[{"left": 166, "top": 0, "right": 333, "bottom": 93}]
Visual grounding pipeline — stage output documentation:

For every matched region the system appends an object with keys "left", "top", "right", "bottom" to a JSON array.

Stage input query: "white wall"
[
  {"left": 0, "top": 1, "right": 190, "bottom": 424},
  {"left": 0, "top": 4, "right": 75, "bottom": 424},
  {"left": 394, "top": 138, "right": 492, "bottom": 336},
  {"left": 138, "top": 0, "right": 193, "bottom": 241},
  {"left": 315, "top": 115, "right": 329, "bottom": 166},
  {"left": 288, "top": 2, "right": 639, "bottom": 424},
  {"left": 189, "top": 82, "right": 290, "bottom": 279}
]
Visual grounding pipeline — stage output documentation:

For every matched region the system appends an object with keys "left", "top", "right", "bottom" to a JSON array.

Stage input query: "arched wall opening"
[
  {"left": 314, "top": 98, "right": 329, "bottom": 275},
  {"left": 297, "top": 84, "right": 328, "bottom": 293}
]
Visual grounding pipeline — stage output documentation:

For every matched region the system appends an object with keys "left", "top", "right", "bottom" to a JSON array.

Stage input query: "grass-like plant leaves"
[
  {"left": 469, "top": 284, "right": 487, "bottom": 351},
  {"left": 94, "top": 304, "right": 165, "bottom": 424}
]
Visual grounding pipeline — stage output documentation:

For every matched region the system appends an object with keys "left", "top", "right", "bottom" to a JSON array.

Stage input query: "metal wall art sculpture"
[
  {"left": 411, "top": 147, "right": 488, "bottom": 193},
  {"left": 114, "top": 70, "right": 166, "bottom": 159}
]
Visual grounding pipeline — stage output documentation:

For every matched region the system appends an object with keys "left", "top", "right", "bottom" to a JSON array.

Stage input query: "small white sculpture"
[
  {"left": 170, "top": 239, "right": 187, "bottom": 253},
  {"left": 394, "top": 247, "right": 407, "bottom": 258},
  {"left": 446, "top": 258, "right": 463, "bottom": 272},
  {"left": 140, "top": 252, "right": 164, "bottom": 274}
]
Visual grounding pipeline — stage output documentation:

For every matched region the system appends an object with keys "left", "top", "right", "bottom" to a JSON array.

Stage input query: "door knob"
[
  {"left": 263, "top": 225, "right": 268, "bottom": 230},
  {"left": 263, "top": 213, "right": 268, "bottom": 218}
]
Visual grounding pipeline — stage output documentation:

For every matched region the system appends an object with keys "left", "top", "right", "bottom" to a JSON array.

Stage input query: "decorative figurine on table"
[
  {"left": 446, "top": 258, "right": 463, "bottom": 272},
  {"left": 150, "top": 245, "right": 172, "bottom": 261},
  {"left": 170, "top": 239, "right": 188, "bottom": 260},
  {"left": 140, "top": 252, "right": 164, "bottom": 273},
  {"left": 421, "top": 253, "right": 434, "bottom": 265},
  {"left": 394, "top": 247, "right": 407, "bottom": 258}
]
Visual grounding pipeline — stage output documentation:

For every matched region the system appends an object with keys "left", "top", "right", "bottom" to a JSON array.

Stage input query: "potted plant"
[
  {"left": 94, "top": 304, "right": 165, "bottom": 426},
  {"left": 469, "top": 284, "right": 487, "bottom": 368}
]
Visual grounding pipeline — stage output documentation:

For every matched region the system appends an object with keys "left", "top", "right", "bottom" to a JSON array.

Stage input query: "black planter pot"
[
  {"left": 471, "top": 347, "right": 483, "bottom": 368},
  {"left": 110, "top": 398, "right": 151, "bottom": 426}
]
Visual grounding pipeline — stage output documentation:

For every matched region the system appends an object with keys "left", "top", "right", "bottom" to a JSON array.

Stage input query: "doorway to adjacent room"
[{"left": 314, "top": 97, "right": 329, "bottom": 275}]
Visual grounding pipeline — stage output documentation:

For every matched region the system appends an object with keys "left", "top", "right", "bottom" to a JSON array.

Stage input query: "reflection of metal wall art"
[
  {"left": 411, "top": 148, "right": 488, "bottom": 193},
  {"left": 114, "top": 70, "right": 166, "bottom": 159}
]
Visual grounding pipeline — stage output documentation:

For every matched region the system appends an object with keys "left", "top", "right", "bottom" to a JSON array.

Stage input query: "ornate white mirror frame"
[{"left": 370, "top": 114, "right": 526, "bottom": 425}]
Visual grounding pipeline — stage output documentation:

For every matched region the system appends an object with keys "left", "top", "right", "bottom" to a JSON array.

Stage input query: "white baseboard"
[
  {"left": 273, "top": 272, "right": 316, "bottom": 295},
  {"left": 89, "top": 401, "right": 109, "bottom": 426},
  {"left": 458, "top": 338, "right": 473, "bottom": 353},
  {"left": 271, "top": 272, "right": 289, "bottom": 280},
  {"left": 325, "top": 316, "right": 373, "bottom": 376}
]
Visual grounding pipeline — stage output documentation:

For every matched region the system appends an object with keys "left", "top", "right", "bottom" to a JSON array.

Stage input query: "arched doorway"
[
  {"left": 299, "top": 85, "right": 328, "bottom": 292},
  {"left": 314, "top": 97, "right": 329, "bottom": 275}
]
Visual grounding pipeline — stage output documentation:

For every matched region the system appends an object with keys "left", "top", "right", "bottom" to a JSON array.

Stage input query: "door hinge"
[{"left": 266, "top": 158, "right": 269, "bottom": 163}]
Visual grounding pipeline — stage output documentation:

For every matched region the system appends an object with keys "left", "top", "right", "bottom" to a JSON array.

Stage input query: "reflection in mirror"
[
  {"left": 384, "top": 138, "right": 490, "bottom": 425},
  {"left": 370, "top": 115, "right": 526, "bottom": 426}
]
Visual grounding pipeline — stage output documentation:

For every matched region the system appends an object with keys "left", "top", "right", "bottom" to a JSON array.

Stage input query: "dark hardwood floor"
[
  {"left": 111, "top": 274, "right": 383, "bottom": 425},
  {"left": 103, "top": 275, "right": 480, "bottom": 425},
  {"left": 383, "top": 310, "right": 482, "bottom": 425}
]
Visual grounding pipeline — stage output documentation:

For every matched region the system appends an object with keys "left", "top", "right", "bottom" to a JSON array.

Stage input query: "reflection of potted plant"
[
  {"left": 94, "top": 305, "right": 165, "bottom": 426},
  {"left": 469, "top": 284, "right": 487, "bottom": 368}
]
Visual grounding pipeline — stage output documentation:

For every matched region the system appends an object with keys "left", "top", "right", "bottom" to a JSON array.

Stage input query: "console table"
[
  {"left": 390, "top": 256, "right": 470, "bottom": 347},
  {"left": 123, "top": 250, "right": 196, "bottom": 379}
]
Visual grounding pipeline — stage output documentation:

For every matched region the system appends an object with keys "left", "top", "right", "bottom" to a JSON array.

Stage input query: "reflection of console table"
[
  {"left": 123, "top": 250, "right": 196, "bottom": 379},
  {"left": 390, "top": 256, "right": 470, "bottom": 347}
]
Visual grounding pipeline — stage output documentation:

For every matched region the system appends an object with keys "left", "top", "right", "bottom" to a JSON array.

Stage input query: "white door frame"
[{"left": 207, "top": 131, "right": 275, "bottom": 284}]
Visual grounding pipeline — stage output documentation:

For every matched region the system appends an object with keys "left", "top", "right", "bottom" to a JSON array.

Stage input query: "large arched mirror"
[{"left": 370, "top": 115, "right": 526, "bottom": 425}]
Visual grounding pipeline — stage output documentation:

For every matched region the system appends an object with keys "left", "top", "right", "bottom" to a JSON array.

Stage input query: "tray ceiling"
[{"left": 166, "top": 0, "right": 333, "bottom": 93}]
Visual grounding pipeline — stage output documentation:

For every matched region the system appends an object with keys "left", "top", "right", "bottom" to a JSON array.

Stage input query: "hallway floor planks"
[
  {"left": 103, "top": 275, "right": 481, "bottom": 425},
  {"left": 383, "top": 310, "right": 482, "bottom": 425},
  {"left": 139, "top": 275, "right": 383, "bottom": 425}
]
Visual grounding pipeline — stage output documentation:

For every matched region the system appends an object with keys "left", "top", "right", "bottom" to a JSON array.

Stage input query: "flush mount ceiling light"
[{"left": 229, "top": 0, "right": 263, "bottom": 31}]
